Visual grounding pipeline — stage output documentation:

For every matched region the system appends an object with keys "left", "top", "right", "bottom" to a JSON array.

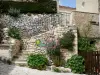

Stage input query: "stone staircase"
[
  {"left": 1, "top": 12, "right": 76, "bottom": 66},
  {"left": 0, "top": 44, "right": 10, "bottom": 58},
  {"left": 12, "top": 50, "right": 36, "bottom": 66},
  {"left": 12, "top": 26, "right": 74, "bottom": 66},
  {"left": 12, "top": 45, "right": 47, "bottom": 66}
]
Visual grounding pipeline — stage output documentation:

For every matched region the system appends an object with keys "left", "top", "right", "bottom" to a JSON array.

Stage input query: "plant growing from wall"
[
  {"left": 8, "top": 26, "right": 21, "bottom": 40},
  {"left": 78, "top": 37, "right": 96, "bottom": 52},
  {"left": 27, "top": 54, "right": 48, "bottom": 70},
  {"left": 60, "top": 31, "right": 75, "bottom": 51},
  {"left": 8, "top": 8, "right": 20, "bottom": 17},
  {"left": 65, "top": 55, "right": 85, "bottom": 74}
]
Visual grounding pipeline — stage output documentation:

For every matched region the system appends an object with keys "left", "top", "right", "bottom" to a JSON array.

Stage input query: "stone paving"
[{"left": 0, "top": 61, "right": 85, "bottom": 75}]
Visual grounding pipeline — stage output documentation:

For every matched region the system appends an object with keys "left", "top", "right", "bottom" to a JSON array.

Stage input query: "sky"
[{"left": 59, "top": 0, "right": 76, "bottom": 8}]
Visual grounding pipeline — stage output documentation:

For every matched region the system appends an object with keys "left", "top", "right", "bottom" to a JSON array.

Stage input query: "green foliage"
[
  {"left": 78, "top": 37, "right": 96, "bottom": 52},
  {"left": 38, "top": 0, "right": 52, "bottom": 3},
  {"left": 60, "top": 31, "right": 75, "bottom": 51},
  {"left": 8, "top": 8, "right": 20, "bottom": 17},
  {"left": 53, "top": 67, "right": 61, "bottom": 72},
  {"left": 65, "top": 55, "right": 85, "bottom": 74},
  {"left": 0, "top": 1, "right": 57, "bottom": 13},
  {"left": 47, "top": 46, "right": 61, "bottom": 56},
  {"left": 52, "top": 56, "right": 62, "bottom": 67},
  {"left": 27, "top": 54, "right": 48, "bottom": 70},
  {"left": 47, "top": 46, "right": 62, "bottom": 66},
  {"left": 8, "top": 26, "right": 21, "bottom": 40},
  {"left": 47, "top": 40, "right": 61, "bottom": 56}
]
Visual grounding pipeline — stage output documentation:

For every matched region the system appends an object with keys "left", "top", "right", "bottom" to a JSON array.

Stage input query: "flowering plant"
[
  {"left": 46, "top": 37, "right": 62, "bottom": 66},
  {"left": 46, "top": 37, "right": 60, "bottom": 56}
]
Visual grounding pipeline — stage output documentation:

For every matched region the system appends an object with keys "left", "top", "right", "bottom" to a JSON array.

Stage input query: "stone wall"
[
  {"left": 72, "top": 11, "right": 100, "bottom": 51},
  {"left": 22, "top": 26, "right": 77, "bottom": 60},
  {"left": 0, "top": 13, "right": 77, "bottom": 60},
  {"left": 0, "top": 13, "right": 71, "bottom": 38},
  {"left": 72, "top": 11, "right": 99, "bottom": 38}
]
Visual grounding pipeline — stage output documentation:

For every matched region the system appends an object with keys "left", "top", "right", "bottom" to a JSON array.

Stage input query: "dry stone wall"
[{"left": 0, "top": 13, "right": 77, "bottom": 60}]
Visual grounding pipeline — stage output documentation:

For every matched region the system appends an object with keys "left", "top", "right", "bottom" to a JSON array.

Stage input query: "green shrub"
[
  {"left": 78, "top": 37, "right": 96, "bottom": 52},
  {"left": 60, "top": 31, "right": 75, "bottom": 51},
  {"left": 47, "top": 46, "right": 62, "bottom": 66},
  {"left": 38, "top": 0, "right": 52, "bottom": 2},
  {"left": 47, "top": 46, "right": 61, "bottom": 56},
  {"left": 65, "top": 55, "right": 85, "bottom": 74},
  {"left": 52, "top": 56, "right": 62, "bottom": 67},
  {"left": 8, "top": 8, "right": 20, "bottom": 17},
  {"left": 27, "top": 54, "right": 48, "bottom": 70},
  {"left": 8, "top": 26, "right": 21, "bottom": 40}
]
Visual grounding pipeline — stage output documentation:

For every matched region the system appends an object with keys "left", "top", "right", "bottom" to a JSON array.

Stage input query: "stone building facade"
[
  {"left": 59, "top": 5, "right": 76, "bottom": 13},
  {"left": 76, "top": 0, "right": 99, "bottom": 13},
  {"left": 72, "top": 11, "right": 99, "bottom": 38},
  {"left": 59, "top": 5, "right": 100, "bottom": 50}
]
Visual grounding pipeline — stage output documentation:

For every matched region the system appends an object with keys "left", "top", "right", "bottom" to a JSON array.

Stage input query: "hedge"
[
  {"left": 38, "top": 0, "right": 53, "bottom": 3},
  {"left": 0, "top": 1, "right": 57, "bottom": 13}
]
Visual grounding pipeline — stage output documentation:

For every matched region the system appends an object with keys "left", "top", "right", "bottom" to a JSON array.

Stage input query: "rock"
[
  {"left": 51, "top": 66, "right": 71, "bottom": 73},
  {"left": 56, "top": 67, "right": 71, "bottom": 73},
  {"left": 51, "top": 65, "right": 56, "bottom": 71},
  {"left": 64, "top": 68, "right": 71, "bottom": 73}
]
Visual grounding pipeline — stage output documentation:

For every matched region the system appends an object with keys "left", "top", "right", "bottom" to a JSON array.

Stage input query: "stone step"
[
  {"left": 13, "top": 49, "right": 46, "bottom": 66},
  {"left": 0, "top": 50, "right": 9, "bottom": 58},
  {"left": 22, "top": 51, "right": 46, "bottom": 55},
  {"left": 13, "top": 60, "right": 27, "bottom": 66},
  {"left": 0, "top": 44, "right": 10, "bottom": 50},
  {"left": 21, "top": 51, "right": 35, "bottom": 55},
  {"left": 12, "top": 53, "right": 28, "bottom": 66},
  {"left": 16, "top": 55, "right": 28, "bottom": 61}
]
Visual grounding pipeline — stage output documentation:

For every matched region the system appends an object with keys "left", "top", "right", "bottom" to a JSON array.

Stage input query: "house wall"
[
  {"left": 72, "top": 11, "right": 100, "bottom": 51},
  {"left": 0, "top": 13, "right": 78, "bottom": 60},
  {"left": 59, "top": 6, "right": 76, "bottom": 26},
  {"left": 59, "top": 6, "right": 76, "bottom": 13},
  {"left": 76, "top": 0, "right": 99, "bottom": 13},
  {"left": 72, "top": 11, "right": 99, "bottom": 38}
]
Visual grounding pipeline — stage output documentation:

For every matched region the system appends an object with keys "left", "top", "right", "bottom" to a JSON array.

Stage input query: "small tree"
[
  {"left": 60, "top": 30, "right": 75, "bottom": 51},
  {"left": 78, "top": 16, "right": 97, "bottom": 52}
]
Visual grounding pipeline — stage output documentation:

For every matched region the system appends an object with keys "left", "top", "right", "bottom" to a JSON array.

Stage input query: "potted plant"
[{"left": 8, "top": 26, "right": 21, "bottom": 57}]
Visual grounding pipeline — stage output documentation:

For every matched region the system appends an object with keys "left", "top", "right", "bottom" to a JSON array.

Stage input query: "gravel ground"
[{"left": 0, "top": 61, "right": 85, "bottom": 75}]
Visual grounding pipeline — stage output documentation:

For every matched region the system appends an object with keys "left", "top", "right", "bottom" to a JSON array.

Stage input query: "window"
[
  {"left": 82, "top": 2, "right": 85, "bottom": 7},
  {"left": 90, "top": 21, "right": 99, "bottom": 26}
]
